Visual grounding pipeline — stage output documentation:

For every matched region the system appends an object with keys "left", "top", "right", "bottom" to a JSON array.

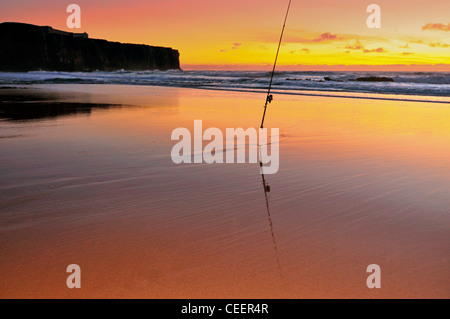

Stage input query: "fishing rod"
[{"left": 260, "top": 0, "right": 292, "bottom": 129}]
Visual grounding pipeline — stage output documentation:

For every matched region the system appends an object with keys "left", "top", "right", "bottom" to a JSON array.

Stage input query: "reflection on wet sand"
[
  {"left": 0, "top": 84, "right": 449, "bottom": 298},
  {"left": 0, "top": 89, "right": 120, "bottom": 121},
  {"left": 259, "top": 153, "right": 282, "bottom": 277}
]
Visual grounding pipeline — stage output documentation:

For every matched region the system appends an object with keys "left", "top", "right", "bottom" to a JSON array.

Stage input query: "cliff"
[{"left": 0, "top": 22, "right": 180, "bottom": 71}]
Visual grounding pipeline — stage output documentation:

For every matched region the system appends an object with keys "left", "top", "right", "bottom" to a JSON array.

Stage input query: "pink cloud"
[
  {"left": 429, "top": 42, "right": 450, "bottom": 48},
  {"left": 287, "top": 32, "right": 343, "bottom": 44},
  {"left": 363, "top": 47, "right": 386, "bottom": 53},
  {"left": 422, "top": 23, "right": 450, "bottom": 31},
  {"left": 232, "top": 43, "right": 242, "bottom": 50},
  {"left": 345, "top": 41, "right": 364, "bottom": 50},
  {"left": 312, "top": 32, "right": 341, "bottom": 42},
  {"left": 221, "top": 43, "right": 242, "bottom": 52},
  {"left": 289, "top": 48, "right": 310, "bottom": 54}
]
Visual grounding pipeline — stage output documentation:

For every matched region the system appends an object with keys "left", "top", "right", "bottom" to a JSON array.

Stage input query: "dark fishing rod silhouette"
[
  {"left": 259, "top": 146, "right": 282, "bottom": 276},
  {"left": 260, "top": 0, "right": 292, "bottom": 129}
]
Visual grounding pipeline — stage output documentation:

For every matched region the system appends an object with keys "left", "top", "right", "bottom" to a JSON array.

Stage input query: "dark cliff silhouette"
[{"left": 0, "top": 22, "right": 180, "bottom": 72}]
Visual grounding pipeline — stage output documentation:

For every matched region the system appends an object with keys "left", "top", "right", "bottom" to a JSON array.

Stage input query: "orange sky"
[{"left": 1, "top": 0, "right": 449, "bottom": 70}]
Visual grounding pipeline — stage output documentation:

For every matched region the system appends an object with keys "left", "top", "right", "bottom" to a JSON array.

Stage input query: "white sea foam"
[{"left": 1, "top": 70, "right": 449, "bottom": 103}]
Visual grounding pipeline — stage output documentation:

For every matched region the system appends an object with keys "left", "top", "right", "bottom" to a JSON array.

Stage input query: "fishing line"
[{"left": 260, "top": 0, "right": 292, "bottom": 129}]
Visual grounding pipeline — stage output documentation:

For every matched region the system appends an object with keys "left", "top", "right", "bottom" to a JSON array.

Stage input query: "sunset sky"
[{"left": 1, "top": 0, "right": 449, "bottom": 70}]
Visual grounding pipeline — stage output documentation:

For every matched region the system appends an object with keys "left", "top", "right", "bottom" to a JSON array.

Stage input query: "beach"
[{"left": 0, "top": 84, "right": 449, "bottom": 298}]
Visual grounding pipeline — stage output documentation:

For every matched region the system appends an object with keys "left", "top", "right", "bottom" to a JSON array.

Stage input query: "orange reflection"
[{"left": 0, "top": 85, "right": 449, "bottom": 298}]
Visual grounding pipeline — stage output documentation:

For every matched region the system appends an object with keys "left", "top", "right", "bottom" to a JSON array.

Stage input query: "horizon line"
[{"left": 182, "top": 64, "right": 450, "bottom": 72}]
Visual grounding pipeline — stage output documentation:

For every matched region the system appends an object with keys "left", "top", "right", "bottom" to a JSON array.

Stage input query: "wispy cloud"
[
  {"left": 344, "top": 41, "right": 385, "bottom": 54},
  {"left": 310, "top": 32, "right": 342, "bottom": 43},
  {"left": 289, "top": 48, "right": 310, "bottom": 54},
  {"left": 398, "top": 37, "right": 450, "bottom": 49},
  {"left": 402, "top": 52, "right": 414, "bottom": 55},
  {"left": 232, "top": 43, "right": 242, "bottom": 50},
  {"left": 363, "top": 47, "right": 386, "bottom": 53},
  {"left": 422, "top": 23, "right": 450, "bottom": 31},
  {"left": 429, "top": 42, "right": 450, "bottom": 48},
  {"left": 220, "top": 43, "right": 242, "bottom": 52},
  {"left": 316, "top": 33, "right": 340, "bottom": 41},
  {"left": 285, "top": 32, "right": 343, "bottom": 44},
  {"left": 345, "top": 41, "right": 364, "bottom": 50}
]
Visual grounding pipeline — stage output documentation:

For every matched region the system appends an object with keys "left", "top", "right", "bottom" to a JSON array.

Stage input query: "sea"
[{"left": 1, "top": 70, "right": 449, "bottom": 103}]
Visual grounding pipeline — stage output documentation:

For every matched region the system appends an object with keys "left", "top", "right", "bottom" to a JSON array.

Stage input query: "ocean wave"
[{"left": 0, "top": 70, "right": 449, "bottom": 101}]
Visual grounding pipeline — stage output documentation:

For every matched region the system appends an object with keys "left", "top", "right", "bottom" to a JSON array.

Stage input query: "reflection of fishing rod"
[
  {"left": 259, "top": 146, "right": 282, "bottom": 276},
  {"left": 260, "top": 0, "right": 292, "bottom": 129}
]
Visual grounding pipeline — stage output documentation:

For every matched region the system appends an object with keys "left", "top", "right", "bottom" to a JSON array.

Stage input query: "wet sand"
[{"left": 0, "top": 84, "right": 449, "bottom": 298}]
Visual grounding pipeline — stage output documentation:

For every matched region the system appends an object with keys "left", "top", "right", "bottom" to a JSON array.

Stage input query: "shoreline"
[
  {"left": 1, "top": 82, "right": 449, "bottom": 106},
  {"left": 1, "top": 69, "right": 449, "bottom": 105}
]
